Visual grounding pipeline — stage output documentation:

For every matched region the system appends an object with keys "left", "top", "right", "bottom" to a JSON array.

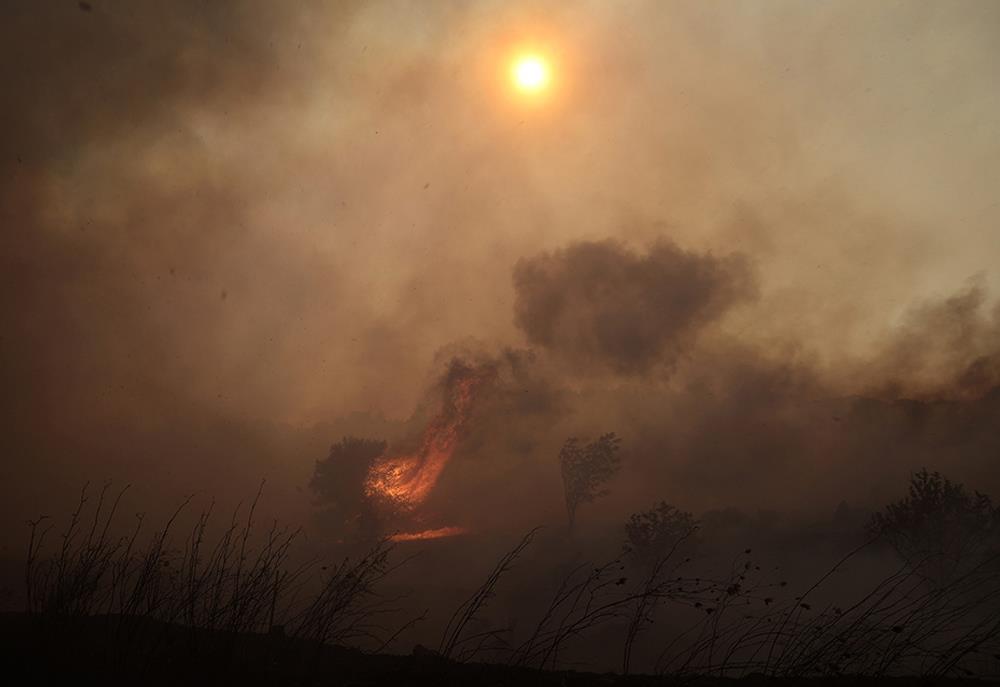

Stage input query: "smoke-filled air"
[{"left": 2, "top": 2, "right": 1000, "bottom": 684}]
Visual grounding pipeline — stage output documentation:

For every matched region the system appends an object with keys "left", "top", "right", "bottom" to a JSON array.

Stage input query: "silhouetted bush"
[
  {"left": 867, "top": 468, "right": 1000, "bottom": 582},
  {"left": 624, "top": 501, "right": 700, "bottom": 568}
]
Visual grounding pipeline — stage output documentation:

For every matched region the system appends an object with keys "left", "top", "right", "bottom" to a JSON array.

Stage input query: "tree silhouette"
[
  {"left": 867, "top": 468, "right": 1000, "bottom": 582},
  {"left": 559, "top": 433, "right": 621, "bottom": 531},
  {"left": 310, "top": 436, "right": 387, "bottom": 541}
]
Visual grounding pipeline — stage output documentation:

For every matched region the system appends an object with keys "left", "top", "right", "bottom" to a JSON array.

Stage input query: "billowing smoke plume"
[
  {"left": 512, "top": 240, "right": 754, "bottom": 373},
  {"left": 864, "top": 280, "right": 1000, "bottom": 400}
]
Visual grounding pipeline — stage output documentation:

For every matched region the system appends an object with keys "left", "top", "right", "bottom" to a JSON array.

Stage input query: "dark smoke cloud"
[{"left": 512, "top": 240, "right": 755, "bottom": 373}]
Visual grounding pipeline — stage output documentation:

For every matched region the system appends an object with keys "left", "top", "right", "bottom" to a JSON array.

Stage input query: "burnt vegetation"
[{"left": 6, "top": 464, "right": 1000, "bottom": 684}]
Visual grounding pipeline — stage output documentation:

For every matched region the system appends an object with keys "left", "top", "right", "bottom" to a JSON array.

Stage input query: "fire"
[
  {"left": 364, "top": 362, "right": 493, "bottom": 511},
  {"left": 389, "top": 526, "right": 468, "bottom": 542}
]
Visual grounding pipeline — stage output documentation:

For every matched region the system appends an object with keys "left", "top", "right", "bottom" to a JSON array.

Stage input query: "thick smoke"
[
  {"left": 427, "top": 302, "right": 1000, "bottom": 536},
  {"left": 512, "top": 240, "right": 754, "bottom": 373},
  {"left": 1, "top": 1, "right": 1000, "bottom": 552},
  {"left": 422, "top": 244, "right": 1000, "bottom": 535},
  {"left": 864, "top": 280, "right": 1000, "bottom": 400}
]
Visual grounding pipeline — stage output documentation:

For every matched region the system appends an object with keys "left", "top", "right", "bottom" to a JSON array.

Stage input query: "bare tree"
[{"left": 559, "top": 433, "right": 622, "bottom": 531}]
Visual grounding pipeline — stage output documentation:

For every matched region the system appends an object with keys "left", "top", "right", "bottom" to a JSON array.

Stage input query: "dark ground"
[{"left": 1, "top": 613, "right": 996, "bottom": 687}]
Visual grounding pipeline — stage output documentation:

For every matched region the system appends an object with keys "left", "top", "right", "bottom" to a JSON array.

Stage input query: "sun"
[{"left": 511, "top": 55, "right": 550, "bottom": 93}]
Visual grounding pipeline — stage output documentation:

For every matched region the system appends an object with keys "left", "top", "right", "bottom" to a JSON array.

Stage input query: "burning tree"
[
  {"left": 311, "top": 436, "right": 388, "bottom": 541},
  {"left": 559, "top": 432, "right": 621, "bottom": 531},
  {"left": 363, "top": 360, "right": 495, "bottom": 511},
  {"left": 317, "top": 358, "right": 498, "bottom": 543}
]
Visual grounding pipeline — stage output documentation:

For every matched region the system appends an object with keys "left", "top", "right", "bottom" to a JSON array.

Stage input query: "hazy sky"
[{"left": 2, "top": 1, "right": 999, "bottom": 533}]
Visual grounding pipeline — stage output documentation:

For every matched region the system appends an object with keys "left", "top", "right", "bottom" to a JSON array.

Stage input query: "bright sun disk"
[{"left": 512, "top": 55, "right": 550, "bottom": 92}]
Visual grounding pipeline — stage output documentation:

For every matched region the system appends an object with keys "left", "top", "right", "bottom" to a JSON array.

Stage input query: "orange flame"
[
  {"left": 389, "top": 525, "right": 469, "bottom": 542},
  {"left": 364, "top": 363, "right": 493, "bottom": 511}
]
